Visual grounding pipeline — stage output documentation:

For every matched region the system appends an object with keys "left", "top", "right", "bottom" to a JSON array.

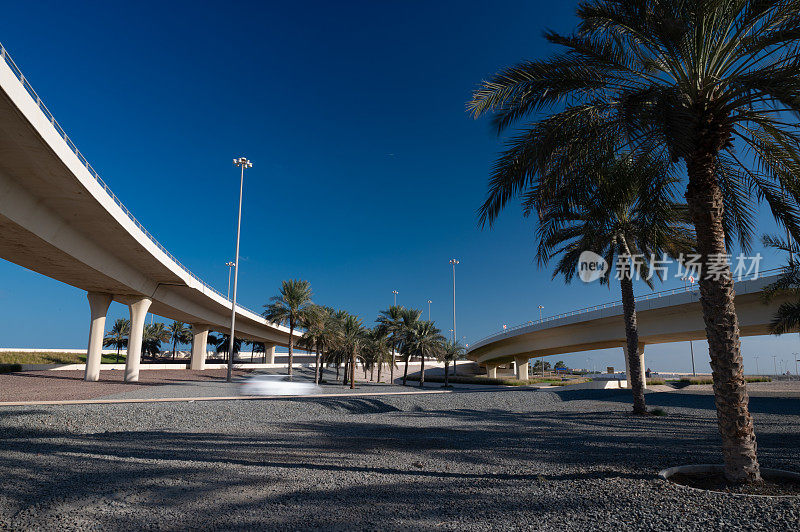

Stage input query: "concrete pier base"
[
  {"left": 486, "top": 364, "right": 497, "bottom": 379},
  {"left": 515, "top": 356, "right": 529, "bottom": 381},
  {"left": 84, "top": 292, "right": 113, "bottom": 382},
  {"left": 190, "top": 326, "right": 209, "bottom": 370},
  {"left": 623, "top": 344, "right": 646, "bottom": 390},
  {"left": 125, "top": 297, "right": 152, "bottom": 382}
]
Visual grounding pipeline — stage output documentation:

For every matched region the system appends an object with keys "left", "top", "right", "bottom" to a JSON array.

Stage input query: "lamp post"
[
  {"left": 773, "top": 355, "right": 777, "bottom": 376},
  {"left": 754, "top": 355, "right": 760, "bottom": 375},
  {"left": 449, "top": 259, "right": 459, "bottom": 375},
  {"left": 226, "top": 261, "right": 235, "bottom": 299},
  {"left": 392, "top": 290, "right": 398, "bottom": 306},
  {"left": 227, "top": 156, "right": 252, "bottom": 383},
  {"left": 427, "top": 300, "right": 432, "bottom": 321},
  {"left": 538, "top": 305, "right": 544, "bottom": 323},
  {"left": 689, "top": 340, "right": 696, "bottom": 376}
]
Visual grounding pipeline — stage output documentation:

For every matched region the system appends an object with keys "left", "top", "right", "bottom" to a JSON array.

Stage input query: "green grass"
[
  {"left": 0, "top": 352, "right": 126, "bottom": 365},
  {"left": 678, "top": 376, "right": 771, "bottom": 385},
  {"left": 646, "top": 378, "right": 666, "bottom": 385},
  {"left": 406, "top": 375, "right": 590, "bottom": 386},
  {"left": 650, "top": 407, "right": 667, "bottom": 416}
]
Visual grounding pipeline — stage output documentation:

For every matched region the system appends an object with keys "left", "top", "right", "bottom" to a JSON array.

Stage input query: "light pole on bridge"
[{"left": 226, "top": 261, "right": 235, "bottom": 299}]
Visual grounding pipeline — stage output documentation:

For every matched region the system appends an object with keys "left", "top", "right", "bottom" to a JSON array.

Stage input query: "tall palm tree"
[
  {"left": 301, "top": 305, "right": 331, "bottom": 384},
  {"left": 215, "top": 334, "right": 243, "bottom": 359},
  {"left": 369, "top": 327, "right": 392, "bottom": 383},
  {"left": 165, "top": 321, "right": 192, "bottom": 360},
  {"left": 438, "top": 340, "right": 464, "bottom": 387},
  {"left": 376, "top": 305, "right": 405, "bottom": 383},
  {"left": 536, "top": 154, "right": 694, "bottom": 414},
  {"left": 406, "top": 320, "right": 445, "bottom": 388},
  {"left": 263, "top": 279, "right": 314, "bottom": 377},
  {"left": 103, "top": 318, "right": 130, "bottom": 363},
  {"left": 467, "top": 0, "right": 800, "bottom": 483}
]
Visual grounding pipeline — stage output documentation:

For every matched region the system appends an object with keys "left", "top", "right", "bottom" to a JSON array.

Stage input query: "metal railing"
[
  {"left": 0, "top": 42, "right": 265, "bottom": 319},
  {"left": 471, "top": 267, "right": 783, "bottom": 347}
]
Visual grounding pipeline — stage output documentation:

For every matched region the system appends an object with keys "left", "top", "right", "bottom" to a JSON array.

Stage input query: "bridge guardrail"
[
  {"left": 471, "top": 267, "right": 783, "bottom": 347},
  {"left": 0, "top": 42, "right": 268, "bottom": 321}
]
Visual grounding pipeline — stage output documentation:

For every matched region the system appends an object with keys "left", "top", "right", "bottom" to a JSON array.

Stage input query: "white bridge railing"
[
  {"left": 0, "top": 41, "right": 263, "bottom": 318},
  {"left": 471, "top": 267, "right": 782, "bottom": 347}
]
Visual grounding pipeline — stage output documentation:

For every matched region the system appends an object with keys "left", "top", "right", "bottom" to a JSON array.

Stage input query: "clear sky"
[{"left": 0, "top": 0, "right": 798, "bottom": 375}]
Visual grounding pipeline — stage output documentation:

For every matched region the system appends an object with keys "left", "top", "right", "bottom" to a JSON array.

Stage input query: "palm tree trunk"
[
  {"left": 686, "top": 148, "right": 760, "bottom": 483},
  {"left": 288, "top": 322, "right": 294, "bottom": 377},
  {"left": 618, "top": 256, "right": 647, "bottom": 415},
  {"left": 370, "top": 365, "right": 374, "bottom": 381},
  {"left": 314, "top": 346, "right": 321, "bottom": 384},
  {"left": 350, "top": 351, "right": 356, "bottom": 390},
  {"left": 419, "top": 353, "right": 425, "bottom": 388},
  {"left": 390, "top": 341, "right": 395, "bottom": 383},
  {"left": 172, "top": 337, "right": 177, "bottom": 360},
  {"left": 377, "top": 360, "right": 383, "bottom": 383},
  {"left": 336, "top": 361, "right": 340, "bottom": 381},
  {"left": 444, "top": 361, "right": 450, "bottom": 387},
  {"left": 452, "top": 359, "right": 456, "bottom": 376},
  {"left": 116, "top": 345, "right": 120, "bottom": 364},
  {"left": 402, "top": 354, "right": 410, "bottom": 385}
]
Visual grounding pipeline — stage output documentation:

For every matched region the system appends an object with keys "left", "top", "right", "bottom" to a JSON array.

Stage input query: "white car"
[{"left": 240, "top": 373, "right": 319, "bottom": 396}]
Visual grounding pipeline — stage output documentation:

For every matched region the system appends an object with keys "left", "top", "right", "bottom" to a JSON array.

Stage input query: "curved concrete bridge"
[
  {"left": 0, "top": 43, "right": 297, "bottom": 382},
  {"left": 467, "top": 273, "right": 787, "bottom": 387}
]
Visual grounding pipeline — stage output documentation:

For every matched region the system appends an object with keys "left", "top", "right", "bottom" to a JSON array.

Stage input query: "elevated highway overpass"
[
  {"left": 467, "top": 273, "right": 789, "bottom": 387},
  {"left": 0, "top": 42, "right": 298, "bottom": 382}
]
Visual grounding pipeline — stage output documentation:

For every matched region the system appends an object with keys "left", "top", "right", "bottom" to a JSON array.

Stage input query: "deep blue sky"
[{"left": 1, "top": 0, "right": 798, "bottom": 374}]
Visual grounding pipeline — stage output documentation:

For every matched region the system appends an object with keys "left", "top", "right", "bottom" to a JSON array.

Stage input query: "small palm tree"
[
  {"left": 301, "top": 305, "right": 331, "bottom": 384},
  {"left": 165, "top": 321, "right": 192, "bottom": 360},
  {"left": 536, "top": 154, "right": 693, "bottom": 414},
  {"left": 376, "top": 305, "right": 406, "bottom": 383},
  {"left": 762, "top": 235, "right": 800, "bottom": 334},
  {"left": 337, "top": 314, "right": 368, "bottom": 390},
  {"left": 407, "top": 320, "right": 444, "bottom": 388},
  {"left": 103, "top": 318, "right": 130, "bottom": 363},
  {"left": 438, "top": 340, "right": 464, "bottom": 387},
  {"left": 263, "top": 279, "right": 314, "bottom": 377},
  {"left": 215, "top": 334, "right": 243, "bottom": 359},
  {"left": 142, "top": 323, "right": 170, "bottom": 358},
  {"left": 467, "top": 0, "right": 800, "bottom": 483},
  {"left": 397, "top": 307, "right": 422, "bottom": 385}
]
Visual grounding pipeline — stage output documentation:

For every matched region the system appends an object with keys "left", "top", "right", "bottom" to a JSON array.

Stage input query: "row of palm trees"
[
  {"left": 264, "top": 279, "right": 465, "bottom": 389},
  {"left": 467, "top": 0, "right": 800, "bottom": 483}
]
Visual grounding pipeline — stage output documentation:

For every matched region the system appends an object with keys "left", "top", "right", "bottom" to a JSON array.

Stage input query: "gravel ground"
[{"left": 1, "top": 387, "right": 798, "bottom": 530}]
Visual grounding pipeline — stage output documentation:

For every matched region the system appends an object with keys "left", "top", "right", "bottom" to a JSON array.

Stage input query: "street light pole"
[
  {"left": 450, "top": 259, "right": 459, "bottom": 376},
  {"left": 689, "top": 340, "right": 696, "bottom": 376},
  {"left": 538, "top": 305, "right": 544, "bottom": 323},
  {"left": 773, "top": 355, "right": 777, "bottom": 376},
  {"left": 754, "top": 355, "right": 760, "bottom": 375},
  {"left": 427, "top": 300, "right": 432, "bottom": 321},
  {"left": 392, "top": 290, "right": 398, "bottom": 307},
  {"left": 226, "top": 261, "right": 235, "bottom": 299},
  {"left": 227, "top": 156, "right": 251, "bottom": 383}
]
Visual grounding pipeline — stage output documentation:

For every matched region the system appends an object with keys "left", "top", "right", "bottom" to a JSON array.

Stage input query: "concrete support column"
[
  {"left": 190, "top": 325, "right": 209, "bottom": 370},
  {"left": 125, "top": 297, "right": 152, "bottom": 382},
  {"left": 486, "top": 363, "right": 497, "bottom": 379},
  {"left": 623, "top": 344, "right": 646, "bottom": 390},
  {"left": 264, "top": 345, "right": 276, "bottom": 364},
  {"left": 84, "top": 292, "right": 113, "bottom": 382},
  {"left": 515, "top": 356, "right": 529, "bottom": 381}
]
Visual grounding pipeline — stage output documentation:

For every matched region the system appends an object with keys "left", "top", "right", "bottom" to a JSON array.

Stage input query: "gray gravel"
[{"left": 1, "top": 387, "right": 798, "bottom": 530}]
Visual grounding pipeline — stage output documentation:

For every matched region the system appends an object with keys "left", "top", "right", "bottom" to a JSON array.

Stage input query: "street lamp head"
[
  {"left": 234, "top": 157, "right": 252, "bottom": 168},
  {"left": 392, "top": 290, "right": 399, "bottom": 295},
  {"left": 428, "top": 300, "right": 432, "bottom": 304},
  {"left": 449, "top": 259, "right": 459, "bottom": 265}
]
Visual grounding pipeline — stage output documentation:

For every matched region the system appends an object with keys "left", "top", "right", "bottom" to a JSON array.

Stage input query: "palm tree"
[
  {"left": 142, "top": 323, "right": 170, "bottom": 358},
  {"left": 165, "top": 321, "right": 192, "bottom": 360},
  {"left": 336, "top": 314, "right": 368, "bottom": 390},
  {"left": 263, "top": 279, "right": 314, "bottom": 377},
  {"left": 536, "top": 154, "right": 693, "bottom": 414},
  {"left": 215, "top": 334, "right": 243, "bottom": 360},
  {"left": 761, "top": 235, "right": 800, "bottom": 334},
  {"left": 467, "top": 0, "right": 800, "bottom": 483},
  {"left": 369, "top": 327, "right": 392, "bottom": 383},
  {"left": 103, "top": 318, "right": 130, "bottom": 363},
  {"left": 438, "top": 340, "right": 464, "bottom": 387},
  {"left": 396, "top": 307, "right": 422, "bottom": 386},
  {"left": 405, "top": 320, "right": 445, "bottom": 388},
  {"left": 301, "top": 305, "right": 331, "bottom": 384},
  {"left": 376, "top": 305, "right": 405, "bottom": 383}
]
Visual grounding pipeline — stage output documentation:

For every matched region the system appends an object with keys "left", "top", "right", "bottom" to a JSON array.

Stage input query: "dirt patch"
[
  {"left": 669, "top": 471, "right": 800, "bottom": 496},
  {"left": 0, "top": 369, "right": 250, "bottom": 403}
]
